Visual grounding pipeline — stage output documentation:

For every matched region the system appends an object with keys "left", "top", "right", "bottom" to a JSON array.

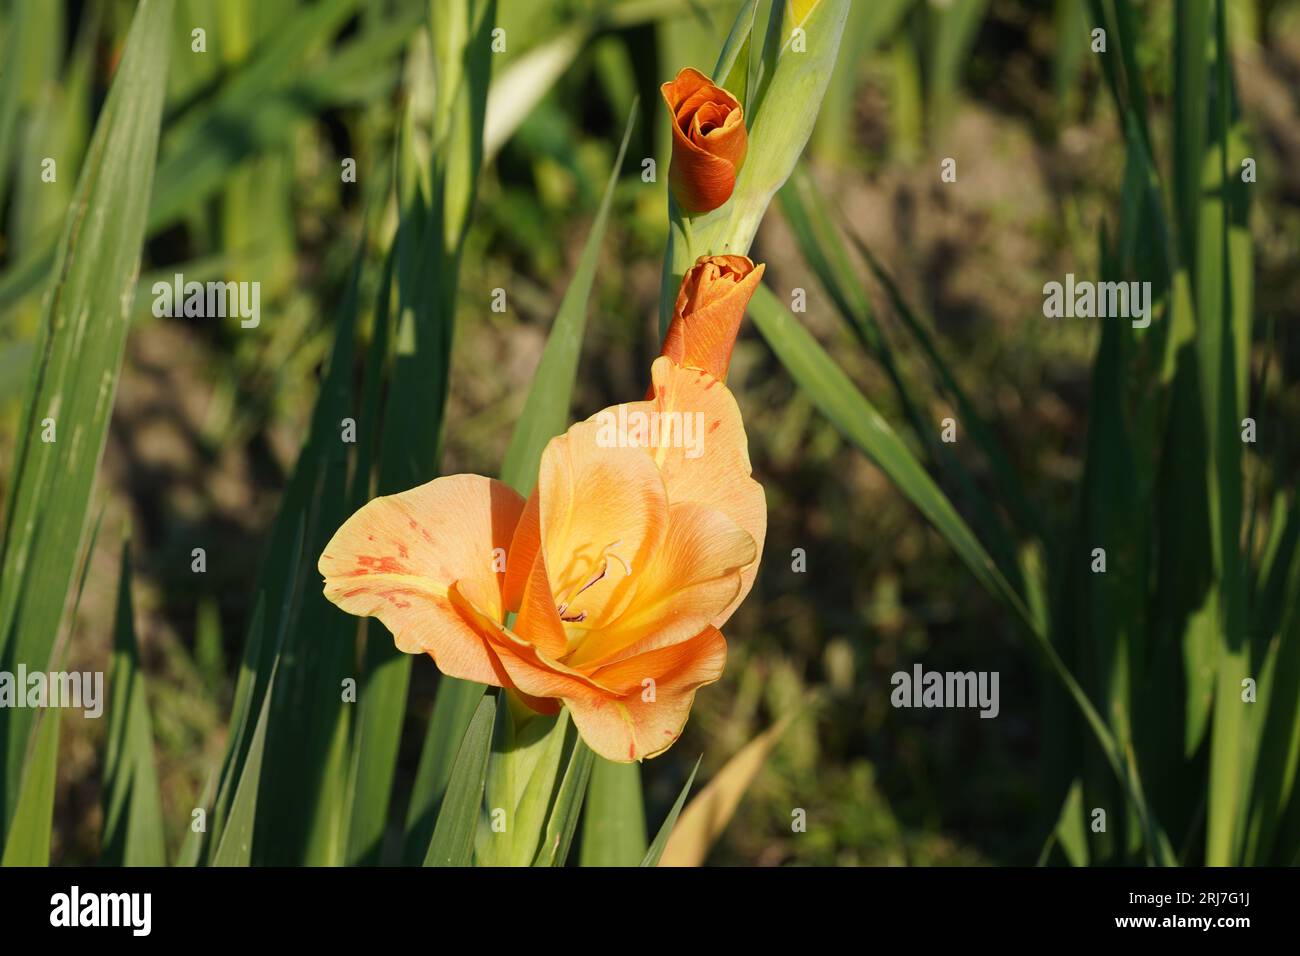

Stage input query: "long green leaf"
[
  {"left": 402, "top": 677, "right": 485, "bottom": 864},
  {"left": 532, "top": 730, "right": 594, "bottom": 867},
  {"left": 212, "top": 665, "right": 278, "bottom": 867},
  {"left": 499, "top": 98, "right": 638, "bottom": 493},
  {"left": 0, "top": 707, "right": 59, "bottom": 866},
  {"left": 0, "top": 508, "right": 102, "bottom": 866},
  {"left": 640, "top": 756, "right": 700, "bottom": 867},
  {"left": 1202, "top": 0, "right": 1249, "bottom": 865},
  {"left": 249, "top": 250, "right": 363, "bottom": 865},
  {"left": 100, "top": 541, "right": 166, "bottom": 866},
  {"left": 0, "top": 0, "right": 173, "bottom": 838},
  {"left": 579, "top": 759, "right": 647, "bottom": 867},
  {"left": 425, "top": 695, "right": 496, "bottom": 867},
  {"left": 749, "top": 283, "right": 1172, "bottom": 859},
  {"left": 749, "top": 285, "right": 1023, "bottom": 622},
  {"left": 346, "top": 3, "right": 501, "bottom": 865},
  {"left": 0, "top": 0, "right": 406, "bottom": 315}
]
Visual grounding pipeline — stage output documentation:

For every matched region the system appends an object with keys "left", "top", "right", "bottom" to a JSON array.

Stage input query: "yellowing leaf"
[{"left": 658, "top": 709, "right": 800, "bottom": 867}]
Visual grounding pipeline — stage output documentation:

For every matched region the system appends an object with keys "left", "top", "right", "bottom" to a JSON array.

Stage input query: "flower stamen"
[{"left": 556, "top": 539, "right": 632, "bottom": 624}]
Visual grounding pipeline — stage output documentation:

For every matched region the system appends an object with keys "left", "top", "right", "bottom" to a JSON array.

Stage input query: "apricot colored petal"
[
  {"left": 681, "top": 255, "right": 756, "bottom": 314},
  {"left": 614, "top": 358, "right": 766, "bottom": 623},
  {"left": 565, "top": 501, "right": 754, "bottom": 669},
  {"left": 502, "top": 488, "right": 541, "bottom": 612},
  {"left": 513, "top": 537, "right": 569, "bottom": 659},
  {"left": 537, "top": 420, "right": 668, "bottom": 630},
  {"left": 319, "top": 475, "right": 524, "bottom": 683},
  {"left": 666, "top": 128, "right": 738, "bottom": 214},
  {"left": 662, "top": 66, "right": 713, "bottom": 106},
  {"left": 662, "top": 261, "right": 764, "bottom": 383},
  {"left": 690, "top": 105, "right": 746, "bottom": 168},
  {"left": 448, "top": 582, "right": 615, "bottom": 700},
  {"left": 569, "top": 627, "right": 728, "bottom": 762}
]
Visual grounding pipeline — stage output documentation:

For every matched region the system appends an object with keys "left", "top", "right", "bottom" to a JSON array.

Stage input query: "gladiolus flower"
[
  {"left": 661, "top": 67, "right": 747, "bottom": 214},
  {"left": 661, "top": 255, "right": 765, "bottom": 383},
  {"left": 319, "top": 355, "right": 766, "bottom": 763}
]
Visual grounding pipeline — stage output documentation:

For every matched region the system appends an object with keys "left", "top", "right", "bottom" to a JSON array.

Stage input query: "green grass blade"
[
  {"left": 0, "top": 507, "right": 102, "bottom": 865},
  {"left": 1172, "top": 0, "right": 1210, "bottom": 273},
  {"left": 340, "top": 251, "right": 414, "bottom": 868},
  {"left": 211, "top": 517, "right": 302, "bottom": 862},
  {"left": 813, "top": 0, "right": 912, "bottom": 164},
  {"left": 531, "top": 730, "right": 594, "bottom": 867},
  {"left": 0, "top": 0, "right": 43, "bottom": 215},
  {"left": 211, "top": 668, "right": 276, "bottom": 867},
  {"left": 150, "top": 0, "right": 364, "bottom": 228},
  {"left": 0, "top": 707, "right": 59, "bottom": 866},
  {"left": 100, "top": 541, "right": 166, "bottom": 866},
  {"left": 346, "top": 2, "right": 500, "bottom": 865},
  {"left": 778, "top": 166, "right": 1032, "bottom": 591},
  {"left": 748, "top": 284, "right": 1023, "bottom": 623},
  {"left": 711, "top": 0, "right": 759, "bottom": 105},
  {"left": 640, "top": 756, "right": 700, "bottom": 867},
  {"left": 499, "top": 99, "right": 638, "bottom": 493},
  {"left": 1043, "top": 779, "right": 1090, "bottom": 867},
  {"left": 1051, "top": 0, "right": 1088, "bottom": 122},
  {"left": 927, "top": 0, "right": 989, "bottom": 137},
  {"left": 0, "top": 0, "right": 408, "bottom": 316},
  {"left": 1243, "top": 541, "right": 1300, "bottom": 862},
  {"left": 0, "top": 0, "right": 173, "bottom": 836},
  {"left": 579, "top": 759, "right": 647, "bottom": 867},
  {"left": 201, "top": 593, "right": 267, "bottom": 862},
  {"left": 246, "top": 251, "right": 364, "bottom": 865},
  {"left": 1085, "top": 0, "right": 1154, "bottom": 155},
  {"left": 174, "top": 769, "right": 216, "bottom": 867},
  {"left": 1062, "top": 234, "right": 1147, "bottom": 863},
  {"left": 0, "top": 512, "right": 100, "bottom": 868},
  {"left": 840, "top": 222, "right": 1045, "bottom": 542},
  {"left": 749, "top": 282, "right": 1172, "bottom": 859},
  {"left": 424, "top": 695, "right": 496, "bottom": 867},
  {"left": 402, "top": 677, "right": 486, "bottom": 864},
  {"left": 1202, "top": 0, "right": 1250, "bottom": 865}
]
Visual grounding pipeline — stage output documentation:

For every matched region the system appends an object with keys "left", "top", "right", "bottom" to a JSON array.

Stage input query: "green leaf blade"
[{"left": 425, "top": 695, "right": 496, "bottom": 867}]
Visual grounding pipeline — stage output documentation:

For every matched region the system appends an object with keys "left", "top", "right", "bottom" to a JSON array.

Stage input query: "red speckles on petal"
[
  {"left": 397, "top": 543, "right": 410, "bottom": 560},
  {"left": 383, "top": 593, "right": 413, "bottom": 609},
  {"left": 708, "top": 420, "right": 720, "bottom": 433},
  {"left": 351, "top": 554, "right": 409, "bottom": 575}
]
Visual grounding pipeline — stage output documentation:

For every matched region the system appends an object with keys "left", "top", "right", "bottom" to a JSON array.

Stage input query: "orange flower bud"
[
  {"left": 660, "top": 67, "right": 747, "bottom": 214},
  {"left": 661, "top": 255, "right": 765, "bottom": 382}
]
